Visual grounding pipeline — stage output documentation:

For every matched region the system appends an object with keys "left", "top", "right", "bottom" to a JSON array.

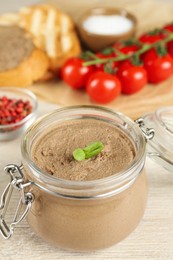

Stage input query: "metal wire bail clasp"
[
  {"left": 135, "top": 117, "right": 155, "bottom": 140},
  {"left": 0, "top": 164, "right": 34, "bottom": 239}
]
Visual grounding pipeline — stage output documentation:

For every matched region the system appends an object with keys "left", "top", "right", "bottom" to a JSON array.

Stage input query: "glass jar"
[{"left": 0, "top": 106, "right": 172, "bottom": 251}]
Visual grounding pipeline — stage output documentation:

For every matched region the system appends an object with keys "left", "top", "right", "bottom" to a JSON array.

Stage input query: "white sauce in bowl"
[{"left": 83, "top": 14, "right": 134, "bottom": 35}]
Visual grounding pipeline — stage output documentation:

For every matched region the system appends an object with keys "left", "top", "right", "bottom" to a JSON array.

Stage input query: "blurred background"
[{"left": 0, "top": 0, "right": 171, "bottom": 14}]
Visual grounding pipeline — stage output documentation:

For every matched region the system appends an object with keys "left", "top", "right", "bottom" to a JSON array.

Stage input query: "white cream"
[{"left": 83, "top": 14, "right": 133, "bottom": 35}]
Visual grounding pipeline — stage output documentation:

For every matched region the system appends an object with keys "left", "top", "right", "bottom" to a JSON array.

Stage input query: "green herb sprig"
[{"left": 73, "top": 141, "right": 104, "bottom": 161}]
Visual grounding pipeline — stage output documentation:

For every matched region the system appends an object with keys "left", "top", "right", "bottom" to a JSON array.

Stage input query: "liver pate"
[
  {"left": 0, "top": 26, "right": 34, "bottom": 72},
  {"left": 31, "top": 119, "right": 136, "bottom": 181}
]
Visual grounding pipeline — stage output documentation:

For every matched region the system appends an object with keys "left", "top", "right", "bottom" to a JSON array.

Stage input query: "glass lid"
[{"left": 141, "top": 106, "right": 173, "bottom": 172}]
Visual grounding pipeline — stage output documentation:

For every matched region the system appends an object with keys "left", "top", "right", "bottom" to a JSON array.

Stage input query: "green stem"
[
  {"left": 83, "top": 33, "right": 173, "bottom": 66},
  {"left": 84, "top": 51, "right": 100, "bottom": 60}
]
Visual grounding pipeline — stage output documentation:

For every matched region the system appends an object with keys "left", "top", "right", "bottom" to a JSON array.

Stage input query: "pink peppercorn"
[{"left": 0, "top": 96, "right": 33, "bottom": 125}]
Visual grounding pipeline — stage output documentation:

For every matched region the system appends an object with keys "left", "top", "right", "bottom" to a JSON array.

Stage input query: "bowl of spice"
[
  {"left": 77, "top": 7, "right": 137, "bottom": 52},
  {"left": 0, "top": 87, "right": 38, "bottom": 141}
]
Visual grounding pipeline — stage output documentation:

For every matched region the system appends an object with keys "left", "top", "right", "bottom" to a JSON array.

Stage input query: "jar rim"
[{"left": 21, "top": 106, "right": 146, "bottom": 197}]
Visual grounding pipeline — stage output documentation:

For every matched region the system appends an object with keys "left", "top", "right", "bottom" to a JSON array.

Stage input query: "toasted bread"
[
  {"left": 0, "top": 48, "right": 49, "bottom": 87},
  {"left": 0, "top": 4, "right": 81, "bottom": 73},
  {"left": 19, "top": 4, "right": 81, "bottom": 71},
  {"left": 0, "top": 26, "right": 49, "bottom": 87}
]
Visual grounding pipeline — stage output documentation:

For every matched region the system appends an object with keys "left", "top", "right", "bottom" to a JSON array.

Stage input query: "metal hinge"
[
  {"left": 135, "top": 117, "right": 155, "bottom": 140},
  {"left": 0, "top": 164, "right": 34, "bottom": 239}
]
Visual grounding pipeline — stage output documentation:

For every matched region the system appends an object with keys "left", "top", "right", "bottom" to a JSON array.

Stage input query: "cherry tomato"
[
  {"left": 163, "top": 23, "right": 173, "bottom": 33},
  {"left": 167, "top": 41, "right": 173, "bottom": 58},
  {"left": 119, "top": 45, "right": 140, "bottom": 55},
  {"left": 86, "top": 71, "right": 121, "bottom": 104},
  {"left": 117, "top": 60, "right": 147, "bottom": 94},
  {"left": 61, "top": 57, "right": 95, "bottom": 89},
  {"left": 112, "top": 42, "right": 141, "bottom": 69},
  {"left": 139, "top": 29, "right": 166, "bottom": 44},
  {"left": 112, "top": 42, "right": 140, "bottom": 55},
  {"left": 142, "top": 48, "right": 173, "bottom": 83},
  {"left": 162, "top": 23, "right": 173, "bottom": 59},
  {"left": 96, "top": 52, "right": 116, "bottom": 59},
  {"left": 95, "top": 52, "right": 118, "bottom": 72}
]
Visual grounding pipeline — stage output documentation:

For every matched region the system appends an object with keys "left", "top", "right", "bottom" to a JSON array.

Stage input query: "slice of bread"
[
  {"left": 0, "top": 4, "right": 81, "bottom": 74},
  {"left": 0, "top": 26, "right": 49, "bottom": 87}
]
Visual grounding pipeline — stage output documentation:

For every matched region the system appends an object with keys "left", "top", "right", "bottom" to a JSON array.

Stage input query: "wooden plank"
[{"left": 29, "top": 77, "right": 173, "bottom": 119}]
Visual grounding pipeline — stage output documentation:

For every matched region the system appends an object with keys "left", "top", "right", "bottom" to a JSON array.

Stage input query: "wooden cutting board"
[{"left": 29, "top": 0, "right": 173, "bottom": 119}]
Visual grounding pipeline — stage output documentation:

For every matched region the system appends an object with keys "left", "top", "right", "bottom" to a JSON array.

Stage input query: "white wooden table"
[{"left": 0, "top": 102, "right": 173, "bottom": 260}]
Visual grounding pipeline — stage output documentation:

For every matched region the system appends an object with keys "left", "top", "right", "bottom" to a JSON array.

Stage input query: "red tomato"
[
  {"left": 117, "top": 60, "right": 147, "bottom": 94},
  {"left": 139, "top": 29, "right": 166, "bottom": 44},
  {"left": 162, "top": 24, "right": 173, "bottom": 58},
  {"left": 112, "top": 42, "right": 141, "bottom": 69},
  {"left": 86, "top": 71, "right": 121, "bottom": 104},
  {"left": 142, "top": 49, "right": 173, "bottom": 83},
  {"left": 95, "top": 52, "right": 118, "bottom": 72},
  {"left": 112, "top": 42, "right": 140, "bottom": 55},
  {"left": 61, "top": 57, "right": 95, "bottom": 89},
  {"left": 119, "top": 45, "right": 140, "bottom": 55},
  {"left": 96, "top": 52, "right": 116, "bottom": 59},
  {"left": 167, "top": 41, "right": 173, "bottom": 58},
  {"left": 163, "top": 23, "right": 173, "bottom": 33}
]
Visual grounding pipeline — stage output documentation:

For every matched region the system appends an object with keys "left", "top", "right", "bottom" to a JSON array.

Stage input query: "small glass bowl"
[{"left": 0, "top": 87, "right": 38, "bottom": 141}]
